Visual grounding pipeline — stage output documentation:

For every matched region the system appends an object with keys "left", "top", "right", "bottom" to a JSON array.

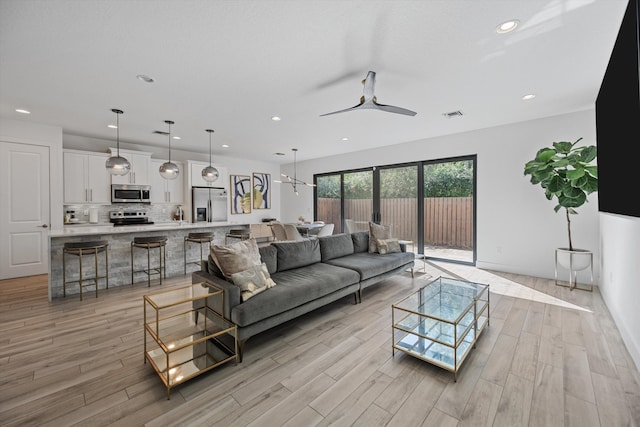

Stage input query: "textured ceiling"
[{"left": 0, "top": 0, "right": 629, "bottom": 164}]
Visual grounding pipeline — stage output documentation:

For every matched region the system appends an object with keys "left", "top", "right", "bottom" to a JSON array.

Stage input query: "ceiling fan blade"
[
  {"left": 320, "top": 70, "right": 416, "bottom": 117},
  {"left": 319, "top": 101, "right": 365, "bottom": 117},
  {"left": 372, "top": 101, "right": 417, "bottom": 116}
]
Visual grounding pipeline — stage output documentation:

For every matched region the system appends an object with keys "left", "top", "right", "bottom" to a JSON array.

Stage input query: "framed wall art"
[
  {"left": 230, "top": 174, "right": 252, "bottom": 214},
  {"left": 252, "top": 172, "right": 271, "bottom": 209}
]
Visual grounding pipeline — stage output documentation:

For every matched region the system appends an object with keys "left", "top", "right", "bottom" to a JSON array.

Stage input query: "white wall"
[{"left": 599, "top": 213, "right": 640, "bottom": 369}]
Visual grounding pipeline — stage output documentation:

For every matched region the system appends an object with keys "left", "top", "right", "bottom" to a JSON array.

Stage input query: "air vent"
[
  {"left": 153, "top": 130, "right": 169, "bottom": 135},
  {"left": 442, "top": 110, "right": 464, "bottom": 118}
]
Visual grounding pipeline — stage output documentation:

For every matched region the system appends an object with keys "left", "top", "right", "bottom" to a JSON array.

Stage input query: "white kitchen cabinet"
[
  {"left": 109, "top": 149, "right": 152, "bottom": 185},
  {"left": 63, "top": 150, "right": 111, "bottom": 204},
  {"left": 150, "top": 159, "right": 183, "bottom": 204},
  {"left": 187, "top": 160, "right": 227, "bottom": 188}
]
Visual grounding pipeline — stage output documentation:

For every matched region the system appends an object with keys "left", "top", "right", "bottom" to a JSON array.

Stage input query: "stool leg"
[
  {"left": 63, "top": 250, "right": 67, "bottom": 298},
  {"left": 105, "top": 247, "right": 109, "bottom": 290},
  {"left": 199, "top": 241, "right": 204, "bottom": 272},
  {"left": 94, "top": 248, "right": 99, "bottom": 298},
  {"left": 78, "top": 249, "right": 83, "bottom": 301},
  {"left": 184, "top": 238, "right": 187, "bottom": 275},
  {"left": 147, "top": 246, "right": 151, "bottom": 287},
  {"left": 163, "top": 243, "right": 166, "bottom": 279},
  {"left": 131, "top": 243, "right": 134, "bottom": 286}
]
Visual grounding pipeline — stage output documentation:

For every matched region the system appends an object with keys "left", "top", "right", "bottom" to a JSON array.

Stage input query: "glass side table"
[{"left": 143, "top": 282, "right": 238, "bottom": 399}]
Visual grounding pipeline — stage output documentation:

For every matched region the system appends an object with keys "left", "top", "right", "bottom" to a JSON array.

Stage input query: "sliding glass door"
[{"left": 314, "top": 156, "right": 475, "bottom": 265}]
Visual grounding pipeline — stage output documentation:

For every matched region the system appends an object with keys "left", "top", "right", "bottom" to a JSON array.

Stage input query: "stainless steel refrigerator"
[{"left": 191, "top": 186, "right": 228, "bottom": 222}]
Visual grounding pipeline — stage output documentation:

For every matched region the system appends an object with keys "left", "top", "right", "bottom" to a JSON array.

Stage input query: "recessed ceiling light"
[
  {"left": 172, "top": 136, "right": 181, "bottom": 140},
  {"left": 496, "top": 19, "right": 519, "bottom": 34},
  {"left": 522, "top": 94, "right": 536, "bottom": 100},
  {"left": 221, "top": 144, "right": 229, "bottom": 148},
  {"left": 107, "top": 124, "right": 117, "bottom": 129},
  {"left": 136, "top": 74, "right": 154, "bottom": 83},
  {"left": 271, "top": 116, "right": 281, "bottom": 121},
  {"left": 274, "top": 152, "right": 285, "bottom": 156},
  {"left": 341, "top": 137, "right": 349, "bottom": 141},
  {"left": 15, "top": 109, "right": 30, "bottom": 114}
]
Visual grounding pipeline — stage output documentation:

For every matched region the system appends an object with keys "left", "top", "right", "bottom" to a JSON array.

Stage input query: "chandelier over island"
[
  {"left": 201, "top": 129, "right": 220, "bottom": 182},
  {"left": 159, "top": 120, "right": 180, "bottom": 180}
]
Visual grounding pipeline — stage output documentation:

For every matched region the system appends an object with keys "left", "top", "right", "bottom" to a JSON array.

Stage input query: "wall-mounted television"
[{"left": 596, "top": 0, "right": 640, "bottom": 218}]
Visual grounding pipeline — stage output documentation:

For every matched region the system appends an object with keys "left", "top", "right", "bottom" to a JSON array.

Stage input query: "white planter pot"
[
  {"left": 556, "top": 248, "right": 592, "bottom": 271},
  {"left": 555, "top": 248, "right": 593, "bottom": 291}
]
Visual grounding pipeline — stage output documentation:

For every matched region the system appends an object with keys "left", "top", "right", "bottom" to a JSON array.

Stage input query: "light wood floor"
[{"left": 1, "top": 261, "right": 639, "bottom": 426}]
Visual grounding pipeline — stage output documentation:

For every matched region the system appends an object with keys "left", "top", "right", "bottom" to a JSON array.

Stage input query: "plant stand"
[{"left": 555, "top": 248, "right": 593, "bottom": 292}]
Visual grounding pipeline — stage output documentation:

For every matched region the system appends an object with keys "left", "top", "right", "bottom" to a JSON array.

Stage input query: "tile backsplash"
[{"left": 63, "top": 203, "right": 185, "bottom": 224}]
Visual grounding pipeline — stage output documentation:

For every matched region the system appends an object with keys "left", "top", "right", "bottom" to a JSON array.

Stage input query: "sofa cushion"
[
  {"left": 211, "top": 238, "right": 262, "bottom": 279},
  {"left": 377, "top": 238, "right": 401, "bottom": 255},
  {"left": 258, "top": 244, "right": 278, "bottom": 275},
  {"left": 231, "top": 263, "right": 277, "bottom": 302},
  {"left": 230, "top": 262, "right": 360, "bottom": 327},
  {"left": 351, "top": 231, "right": 369, "bottom": 253},
  {"left": 368, "top": 222, "right": 391, "bottom": 253},
  {"left": 325, "top": 251, "right": 414, "bottom": 281},
  {"left": 207, "top": 254, "right": 225, "bottom": 279},
  {"left": 272, "top": 239, "right": 321, "bottom": 271},
  {"left": 319, "top": 233, "right": 354, "bottom": 261}
]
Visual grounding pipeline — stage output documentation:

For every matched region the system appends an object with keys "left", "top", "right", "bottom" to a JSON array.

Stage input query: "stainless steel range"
[{"left": 109, "top": 210, "right": 154, "bottom": 226}]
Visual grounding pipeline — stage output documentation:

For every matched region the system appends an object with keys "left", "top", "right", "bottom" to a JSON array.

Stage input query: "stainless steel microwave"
[{"left": 111, "top": 184, "right": 151, "bottom": 203}]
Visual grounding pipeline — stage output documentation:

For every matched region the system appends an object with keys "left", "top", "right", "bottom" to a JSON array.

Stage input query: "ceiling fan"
[{"left": 320, "top": 70, "right": 417, "bottom": 117}]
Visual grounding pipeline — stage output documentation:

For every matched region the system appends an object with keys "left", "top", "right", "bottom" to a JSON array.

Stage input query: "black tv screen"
[{"left": 596, "top": 0, "right": 640, "bottom": 218}]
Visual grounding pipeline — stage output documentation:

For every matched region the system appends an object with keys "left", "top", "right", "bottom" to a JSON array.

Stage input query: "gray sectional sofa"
[{"left": 192, "top": 231, "right": 415, "bottom": 360}]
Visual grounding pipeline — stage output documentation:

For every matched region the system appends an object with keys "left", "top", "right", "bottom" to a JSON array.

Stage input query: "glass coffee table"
[{"left": 392, "top": 276, "right": 489, "bottom": 381}]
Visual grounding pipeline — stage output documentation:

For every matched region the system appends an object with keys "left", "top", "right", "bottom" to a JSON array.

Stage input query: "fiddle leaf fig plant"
[{"left": 524, "top": 137, "right": 598, "bottom": 251}]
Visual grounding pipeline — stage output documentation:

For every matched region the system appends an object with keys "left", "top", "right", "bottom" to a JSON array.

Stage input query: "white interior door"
[{"left": 0, "top": 141, "right": 50, "bottom": 279}]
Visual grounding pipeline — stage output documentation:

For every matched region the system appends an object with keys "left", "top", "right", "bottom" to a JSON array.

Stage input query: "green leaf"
[{"left": 552, "top": 141, "right": 573, "bottom": 154}]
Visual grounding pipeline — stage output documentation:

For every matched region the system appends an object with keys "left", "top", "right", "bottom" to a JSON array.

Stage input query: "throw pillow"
[
  {"left": 377, "top": 238, "right": 401, "bottom": 255},
  {"left": 210, "top": 238, "right": 261, "bottom": 279},
  {"left": 368, "top": 221, "right": 391, "bottom": 253},
  {"left": 231, "top": 263, "right": 277, "bottom": 302}
]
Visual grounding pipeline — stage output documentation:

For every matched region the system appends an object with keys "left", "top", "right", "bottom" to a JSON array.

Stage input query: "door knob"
[{"left": 40, "top": 224, "right": 49, "bottom": 228}]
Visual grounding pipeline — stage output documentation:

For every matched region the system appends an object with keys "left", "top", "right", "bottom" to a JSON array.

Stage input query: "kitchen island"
[{"left": 49, "top": 221, "right": 249, "bottom": 300}]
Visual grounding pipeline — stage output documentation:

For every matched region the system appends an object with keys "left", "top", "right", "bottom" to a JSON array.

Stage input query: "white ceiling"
[{"left": 0, "top": 0, "right": 628, "bottom": 164}]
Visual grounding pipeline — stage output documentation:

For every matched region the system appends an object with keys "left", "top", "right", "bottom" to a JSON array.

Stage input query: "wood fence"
[{"left": 317, "top": 197, "right": 473, "bottom": 249}]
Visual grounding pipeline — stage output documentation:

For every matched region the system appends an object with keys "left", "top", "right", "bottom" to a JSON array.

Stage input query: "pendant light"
[
  {"left": 159, "top": 120, "right": 179, "bottom": 180},
  {"left": 201, "top": 129, "right": 220, "bottom": 182},
  {"left": 105, "top": 108, "right": 131, "bottom": 176},
  {"left": 274, "top": 148, "right": 316, "bottom": 195}
]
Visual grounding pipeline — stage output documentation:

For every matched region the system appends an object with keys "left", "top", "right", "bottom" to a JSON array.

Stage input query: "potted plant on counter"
[{"left": 524, "top": 137, "right": 598, "bottom": 290}]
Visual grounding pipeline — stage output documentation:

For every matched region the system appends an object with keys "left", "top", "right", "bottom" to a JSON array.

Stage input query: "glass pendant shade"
[
  {"left": 159, "top": 161, "right": 180, "bottom": 180},
  {"left": 202, "top": 165, "right": 219, "bottom": 182},
  {"left": 160, "top": 120, "right": 179, "bottom": 180},
  {"left": 105, "top": 108, "right": 131, "bottom": 176},
  {"left": 201, "top": 129, "right": 219, "bottom": 182}
]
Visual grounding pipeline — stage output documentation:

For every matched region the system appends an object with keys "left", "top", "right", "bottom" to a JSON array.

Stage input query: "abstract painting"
[
  {"left": 252, "top": 172, "right": 270, "bottom": 209},
  {"left": 230, "top": 174, "right": 251, "bottom": 214}
]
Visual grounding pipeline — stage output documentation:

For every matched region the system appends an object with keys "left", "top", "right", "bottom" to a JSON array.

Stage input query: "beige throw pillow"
[
  {"left": 231, "top": 263, "right": 277, "bottom": 302},
  {"left": 210, "top": 238, "right": 261, "bottom": 279},
  {"left": 368, "top": 222, "right": 391, "bottom": 253},
  {"left": 377, "top": 238, "right": 401, "bottom": 255}
]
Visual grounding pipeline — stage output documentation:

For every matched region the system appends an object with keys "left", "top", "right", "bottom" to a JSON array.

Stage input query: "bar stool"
[
  {"left": 225, "top": 228, "right": 250, "bottom": 244},
  {"left": 184, "top": 232, "right": 214, "bottom": 274},
  {"left": 63, "top": 240, "right": 109, "bottom": 300},
  {"left": 131, "top": 236, "right": 167, "bottom": 287}
]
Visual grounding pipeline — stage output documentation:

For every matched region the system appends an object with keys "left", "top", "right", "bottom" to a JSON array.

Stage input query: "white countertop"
[{"left": 50, "top": 221, "right": 248, "bottom": 237}]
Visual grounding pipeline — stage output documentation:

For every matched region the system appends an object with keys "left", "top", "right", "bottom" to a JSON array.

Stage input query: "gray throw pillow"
[
  {"left": 368, "top": 222, "right": 391, "bottom": 253},
  {"left": 377, "top": 238, "right": 401, "bottom": 254},
  {"left": 210, "top": 238, "right": 261, "bottom": 279},
  {"left": 231, "top": 263, "right": 277, "bottom": 302}
]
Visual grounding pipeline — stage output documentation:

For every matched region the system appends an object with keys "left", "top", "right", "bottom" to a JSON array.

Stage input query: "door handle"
[{"left": 40, "top": 224, "right": 49, "bottom": 228}]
